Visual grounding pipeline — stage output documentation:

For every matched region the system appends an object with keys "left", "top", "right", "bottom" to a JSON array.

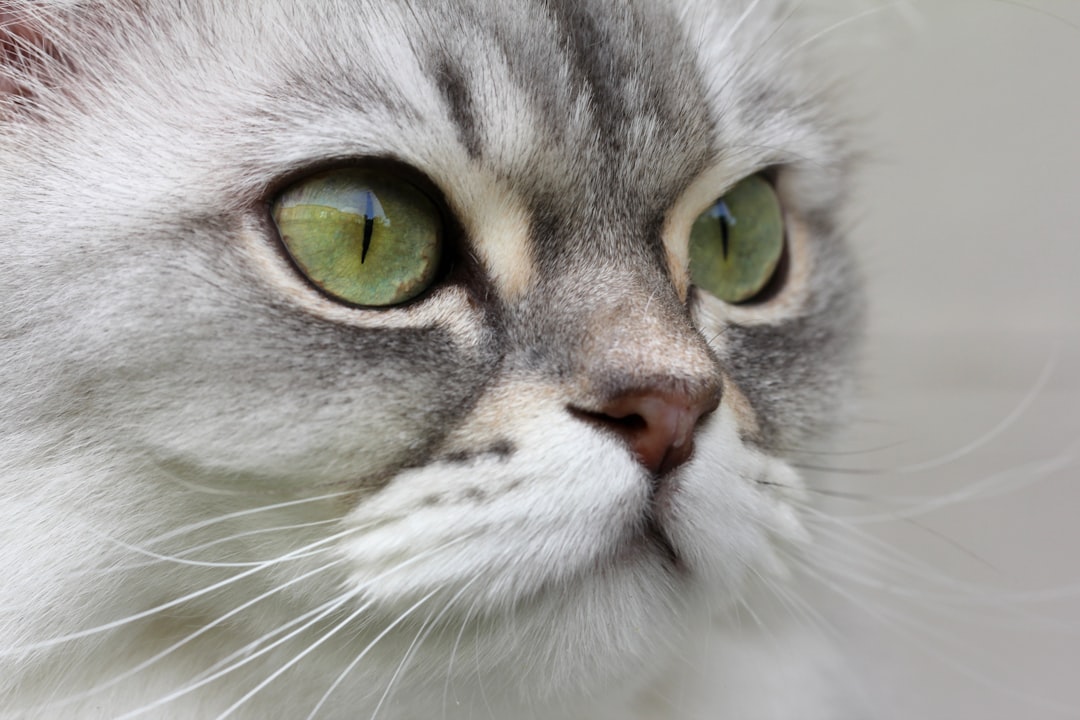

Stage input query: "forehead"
[
  {"left": 204, "top": 0, "right": 803, "bottom": 185},
  {"left": 250, "top": 0, "right": 711, "bottom": 194}
]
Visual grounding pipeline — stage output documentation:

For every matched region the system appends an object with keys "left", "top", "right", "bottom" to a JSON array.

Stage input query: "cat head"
[{"left": 0, "top": 0, "right": 861, "bottom": 711}]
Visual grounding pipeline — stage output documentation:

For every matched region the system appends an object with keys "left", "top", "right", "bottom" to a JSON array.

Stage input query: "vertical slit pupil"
[
  {"left": 719, "top": 217, "right": 730, "bottom": 260},
  {"left": 713, "top": 200, "right": 733, "bottom": 260},
  {"left": 361, "top": 190, "right": 375, "bottom": 263}
]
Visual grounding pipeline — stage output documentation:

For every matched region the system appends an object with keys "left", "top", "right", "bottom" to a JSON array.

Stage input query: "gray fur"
[{"left": 0, "top": 1, "right": 866, "bottom": 717}]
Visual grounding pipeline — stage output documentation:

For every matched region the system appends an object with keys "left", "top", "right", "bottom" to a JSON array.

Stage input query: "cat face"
[{"left": 0, "top": 0, "right": 860, "bottom": 715}]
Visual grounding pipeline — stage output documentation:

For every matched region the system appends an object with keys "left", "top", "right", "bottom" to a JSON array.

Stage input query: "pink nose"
[{"left": 574, "top": 387, "right": 720, "bottom": 474}]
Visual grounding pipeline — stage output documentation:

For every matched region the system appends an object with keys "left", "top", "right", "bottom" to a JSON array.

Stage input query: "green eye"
[
  {"left": 271, "top": 168, "right": 443, "bottom": 307},
  {"left": 688, "top": 174, "right": 784, "bottom": 304}
]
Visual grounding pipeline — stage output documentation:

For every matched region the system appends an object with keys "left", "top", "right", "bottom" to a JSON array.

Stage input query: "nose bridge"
[
  {"left": 591, "top": 284, "right": 714, "bottom": 391},
  {"left": 525, "top": 262, "right": 721, "bottom": 402}
]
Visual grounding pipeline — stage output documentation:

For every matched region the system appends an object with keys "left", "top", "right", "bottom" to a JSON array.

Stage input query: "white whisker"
[
  {"left": 441, "top": 594, "right": 480, "bottom": 720},
  {"left": 66, "top": 518, "right": 345, "bottom": 578},
  {"left": 169, "top": 518, "right": 344, "bottom": 560},
  {"left": 4, "top": 526, "right": 365, "bottom": 656},
  {"left": 711, "top": 0, "right": 802, "bottom": 102},
  {"left": 823, "top": 446, "right": 1075, "bottom": 523},
  {"left": 365, "top": 576, "right": 482, "bottom": 720},
  {"left": 139, "top": 491, "right": 355, "bottom": 548},
  {"left": 88, "top": 526, "right": 339, "bottom": 569},
  {"left": 795, "top": 351, "right": 1062, "bottom": 479},
  {"left": 467, "top": 589, "right": 503, "bottom": 720},
  {"left": 789, "top": 547, "right": 1080, "bottom": 716},
  {"left": 894, "top": 351, "right": 1059, "bottom": 474},
  {"left": 118, "top": 592, "right": 364, "bottom": 720},
  {"left": 113, "top": 534, "right": 476, "bottom": 718},
  {"left": 41, "top": 557, "right": 349, "bottom": 711},
  {"left": 788, "top": 511, "right": 1080, "bottom": 670},
  {"left": 774, "top": 2, "right": 906, "bottom": 66},
  {"left": 985, "top": 0, "right": 1080, "bottom": 33},
  {"left": 221, "top": 587, "right": 443, "bottom": 720},
  {"left": 719, "top": 0, "right": 767, "bottom": 50}
]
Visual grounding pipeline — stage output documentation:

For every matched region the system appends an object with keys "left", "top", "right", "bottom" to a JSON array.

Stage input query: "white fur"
[{"left": 0, "top": 1, "right": 868, "bottom": 717}]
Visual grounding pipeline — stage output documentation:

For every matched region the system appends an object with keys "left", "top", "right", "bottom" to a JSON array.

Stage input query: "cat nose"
[{"left": 573, "top": 386, "right": 720, "bottom": 475}]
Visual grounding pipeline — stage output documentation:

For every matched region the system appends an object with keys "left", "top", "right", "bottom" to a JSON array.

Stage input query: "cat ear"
[{"left": 0, "top": 2, "right": 74, "bottom": 105}]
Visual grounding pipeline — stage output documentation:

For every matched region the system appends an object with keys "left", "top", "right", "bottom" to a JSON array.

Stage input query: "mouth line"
[{"left": 641, "top": 514, "right": 683, "bottom": 571}]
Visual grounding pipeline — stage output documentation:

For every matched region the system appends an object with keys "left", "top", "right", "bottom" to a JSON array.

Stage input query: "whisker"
[
  {"left": 823, "top": 447, "right": 1074, "bottom": 522},
  {"left": 774, "top": 2, "right": 908, "bottom": 66},
  {"left": 65, "top": 518, "right": 345, "bottom": 578},
  {"left": 153, "top": 465, "right": 249, "bottom": 496},
  {"left": 984, "top": 0, "right": 1080, "bottom": 33},
  {"left": 759, "top": 480, "right": 883, "bottom": 503},
  {"left": 717, "top": 0, "right": 768, "bottom": 51},
  {"left": 39, "top": 557, "right": 350, "bottom": 711},
  {"left": 896, "top": 516, "right": 998, "bottom": 571},
  {"left": 117, "top": 534, "right": 475, "bottom": 719},
  {"left": 753, "top": 567, "right": 838, "bottom": 642},
  {"left": 838, "top": 351, "right": 1058, "bottom": 474},
  {"left": 442, "top": 594, "right": 480, "bottom": 720},
  {"left": 169, "top": 518, "right": 343, "bottom": 560},
  {"left": 119, "top": 592, "right": 365, "bottom": 720},
  {"left": 780, "top": 439, "right": 910, "bottom": 457},
  {"left": 804, "top": 511, "right": 1080, "bottom": 609},
  {"left": 800, "top": 351, "right": 1060, "bottom": 477},
  {"left": 473, "top": 605, "right": 498, "bottom": 720},
  {"left": 708, "top": 0, "right": 803, "bottom": 103},
  {"left": 787, "top": 547, "right": 1080, "bottom": 716},
  {"left": 4, "top": 525, "right": 366, "bottom": 656},
  {"left": 138, "top": 490, "right": 355, "bottom": 548},
  {"left": 366, "top": 614, "right": 441, "bottom": 720},
  {"left": 88, "top": 526, "right": 339, "bottom": 569},
  {"left": 222, "top": 587, "right": 443, "bottom": 720},
  {"left": 364, "top": 576, "right": 482, "bottom": 720},
  {"left": 190, "top": 596, "right": 344, "bottom": 685},
  {"left": 750, "top": 569, "right": 889, "bottom": 719}
]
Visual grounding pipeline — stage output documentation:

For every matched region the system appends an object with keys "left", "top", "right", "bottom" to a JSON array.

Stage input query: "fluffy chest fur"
[{"left": 0, "top": 1, "right": 863, "bottom": 718}]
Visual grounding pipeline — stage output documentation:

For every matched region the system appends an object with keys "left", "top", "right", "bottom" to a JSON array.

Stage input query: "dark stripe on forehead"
[
  {"left": 539, "top": 0, "right": 628, "bottom": 141},
  {"left": 434, "top": 57, "right": 483, "bottom": 160},
  {"left": 535, "top": 0, "right": 717, "bottom": 145}
]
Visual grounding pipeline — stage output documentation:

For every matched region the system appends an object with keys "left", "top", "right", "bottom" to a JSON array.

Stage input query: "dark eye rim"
[
  {"left": 263, "top": 156, "right": 461, "bottom": 310},
  {"left": 690, "top": 169, "right": 788, "bottom": 307}
]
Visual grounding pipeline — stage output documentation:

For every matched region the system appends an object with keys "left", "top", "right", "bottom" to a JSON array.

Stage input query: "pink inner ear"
[{"left": 0, "top": 8, "right": 61, "bottom": 98}]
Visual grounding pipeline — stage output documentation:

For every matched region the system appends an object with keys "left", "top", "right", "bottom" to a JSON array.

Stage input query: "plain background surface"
[{"left": 823, "top": 1, "right": 1080, "bottom": 717}]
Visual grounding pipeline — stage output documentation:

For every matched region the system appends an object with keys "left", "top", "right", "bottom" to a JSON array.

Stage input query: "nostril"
[
  {"left": 570, "top": 386, "right": 720, "bottom": 475},
  {"left": 574, "top": 408, "right": 647, "bottom": 433}
]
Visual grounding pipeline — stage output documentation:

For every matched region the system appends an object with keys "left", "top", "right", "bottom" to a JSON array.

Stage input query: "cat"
[{"left": 0, "top": 0, "right": 867, "bottom": 717}]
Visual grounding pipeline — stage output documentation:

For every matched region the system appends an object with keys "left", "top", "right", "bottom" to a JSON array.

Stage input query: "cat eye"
[
  {"left": 687, "top": 174, "right": 784, "bottom": 304},
  {"left": 271, "top": 168, "right": 443, "bottom": 307}
]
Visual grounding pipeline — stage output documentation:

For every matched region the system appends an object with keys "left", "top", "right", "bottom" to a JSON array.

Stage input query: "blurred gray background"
[{"left": 827, "top": 0, "right": 1080, "bottom": 717}]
